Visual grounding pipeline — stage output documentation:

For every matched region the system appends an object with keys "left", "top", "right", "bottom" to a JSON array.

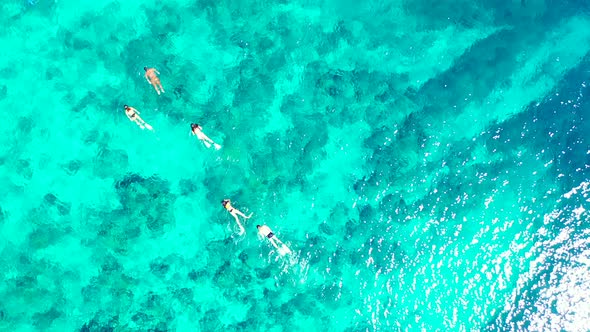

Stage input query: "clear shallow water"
[{"left": 1, "top": 0, "right": 589, "bottom": 331}]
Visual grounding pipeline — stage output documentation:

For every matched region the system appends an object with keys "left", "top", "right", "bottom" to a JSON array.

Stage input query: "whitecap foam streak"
[
  {"left": 563, "top": 181, "right": 590, "bottom": 199},
  {"left": 573, "top": 206, "right": 586, "bottom": 219},
  {"left": 544, "top": 210, "right": 562, "bottom": 225}
]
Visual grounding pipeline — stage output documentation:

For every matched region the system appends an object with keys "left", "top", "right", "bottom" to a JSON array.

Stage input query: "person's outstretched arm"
[{"left": 235, "top": 210, "right": 252, "bottom": 219}]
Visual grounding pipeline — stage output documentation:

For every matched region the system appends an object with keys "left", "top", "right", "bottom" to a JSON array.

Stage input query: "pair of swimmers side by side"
[
  {"left": 221, "top": 199, "right": 292, "bottom": 255},
  {"left": 124, "top": 108, "right": 222, "bottom": 150}
]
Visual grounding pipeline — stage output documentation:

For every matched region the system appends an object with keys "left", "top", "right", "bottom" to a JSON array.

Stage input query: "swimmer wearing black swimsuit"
[{"left": 257, "top": 224, "right": 291, "bottom": 255}]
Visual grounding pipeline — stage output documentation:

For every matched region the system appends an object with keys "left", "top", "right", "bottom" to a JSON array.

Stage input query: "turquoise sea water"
[{"left": 1, "top": 0, "right": 590, "bottom": 330}]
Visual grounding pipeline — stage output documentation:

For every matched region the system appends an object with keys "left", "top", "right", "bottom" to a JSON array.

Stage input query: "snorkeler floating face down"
[
  {"left": 144, "top": 67, "right": 165, "bottom": 95},
  {"left": 220, "top": 199, "right": 252, "bottom": 235}
]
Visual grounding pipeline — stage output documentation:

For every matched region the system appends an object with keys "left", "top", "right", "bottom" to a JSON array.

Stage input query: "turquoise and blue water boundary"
[{"left": 1, "top": 0, "right": 589, "bottom": 330}]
